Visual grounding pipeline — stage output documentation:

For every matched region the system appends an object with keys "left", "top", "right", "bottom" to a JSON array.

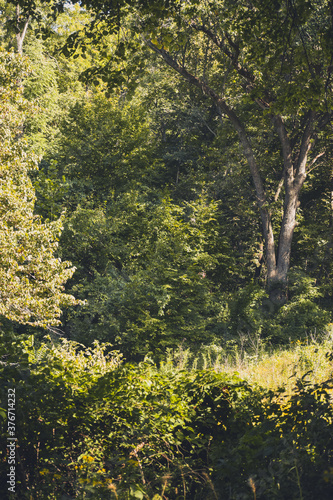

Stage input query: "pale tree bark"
[
  {"left": 267, "top": 113, "right": 315, "bottom": 303},
  {"left": 16, "top": 4, "right": 30, "bottom": 55},
  {"left": 272, "top": 116, "right": 314, "bottom": 270},
  {"left": 144, "top": 39, "right": 323, "bottom": 306}
]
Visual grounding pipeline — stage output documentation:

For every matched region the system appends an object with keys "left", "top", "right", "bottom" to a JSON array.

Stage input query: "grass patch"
[{"left": 161, "top": 329, "right": 333, "bottom": 394}]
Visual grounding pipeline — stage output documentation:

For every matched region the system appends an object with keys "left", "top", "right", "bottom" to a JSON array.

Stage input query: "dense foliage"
[
  {"left": 1, "top": 338, "right": 332, "bottom": 499},
  {"left": 0, "top": 1, "right": 333, "bottom": 498},
  {"left": 0, "top": 48, "right": 77, "bottom": 327}
]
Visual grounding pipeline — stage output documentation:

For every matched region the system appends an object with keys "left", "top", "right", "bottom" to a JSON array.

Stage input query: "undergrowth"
[{"left": 0, "top": 332, "right": 332, "bottom": 499}]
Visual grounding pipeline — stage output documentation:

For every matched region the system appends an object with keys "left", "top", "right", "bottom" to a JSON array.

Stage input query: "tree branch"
[
  {"left": 144, "top": 39, "right": 265, "bottom": 197},
  {"left": 307, "top": 151, "right": 325, "bottom": 174},
  {"left": 190, "top": 22, "right": 255, "bottom": 83},
  {"left": 144, "top": 37, "right": 277, "bottom": 273},
  {"left": 16, "top": 4, "right": 30, "bottom": 55},
  {"left": 274, "top": 176, "right": 284, "bottom": 202},
  {"left": 272, "top": 115, "right": 294, "bottom": 188},
  {"left": 294, "top": 111, "right": 315, "bottom": 189}
]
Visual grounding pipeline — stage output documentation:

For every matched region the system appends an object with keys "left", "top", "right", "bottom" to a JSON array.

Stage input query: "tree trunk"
[
  {"left": 266, "top": 194, "right": 299, "bottom": 306},
  {"left": 144, "top": 40, "right": 318, "bottom": 307},
  {"left": 266, "top": 113, "right": 315, "bottom": 305},
  {"left": 16, "top": 4, "right": 30, "bottom": 55}
]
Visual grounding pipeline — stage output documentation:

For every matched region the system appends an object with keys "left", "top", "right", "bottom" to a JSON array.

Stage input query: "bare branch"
[
  {"left": 16, "top": 4, "right": 30, "bottom": 55},
  {"left": 294, "top": 111, "right": 315, "bottom": 189},
  {"left": 144, "top": 38, "right": 266, "bottom": 200},
  {"left": 274, "top": 176, "right": 284, "bottom": 202},
  {"left": 307, "top": 151, "right": 325, "bottom": 174}
]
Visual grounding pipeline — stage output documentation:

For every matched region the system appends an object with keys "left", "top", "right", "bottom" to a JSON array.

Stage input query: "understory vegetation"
[
  {"left": 1, "top": 333, "right": 333, "bottom": 499},
  {"left": 0, "top": 0, "right": 333, "bottom": 498}
]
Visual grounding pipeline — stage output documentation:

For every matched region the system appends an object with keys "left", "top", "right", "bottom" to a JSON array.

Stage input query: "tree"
[
  {"left": 0, "top": 0, "right": 65, "bottom": 54},
  {"left": 40, "top": 89, "right": 225, "bottom": 354},
  {"left": 54, "top": 0, "right": 333, "bottom": 306},
  {"left": 0, "top": 1, "right": 30, "bottom": 54},
  {"left": 0, "top": 48, "right": 77, "bottom": 327}
]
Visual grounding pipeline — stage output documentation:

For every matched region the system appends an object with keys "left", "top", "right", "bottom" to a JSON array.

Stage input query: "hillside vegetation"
[{"left": 0, "top": 1, "right": 333, "bottom": 498}]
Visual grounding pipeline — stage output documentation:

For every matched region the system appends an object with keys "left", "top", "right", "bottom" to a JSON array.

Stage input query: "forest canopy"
[
  {"left": 0, "top": 0, "right": 332, "bottom": 347},
  {"left": 0, "top": 1, "right": 333, "bottom": 499}
]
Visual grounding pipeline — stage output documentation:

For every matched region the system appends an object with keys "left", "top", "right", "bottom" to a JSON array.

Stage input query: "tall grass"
[{"left": 159, "top": 328, "right": 333, "bottom": 393}]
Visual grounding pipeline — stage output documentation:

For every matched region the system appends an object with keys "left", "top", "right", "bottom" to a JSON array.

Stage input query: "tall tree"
[{"left": 55, "top": 0, "right": 333, "bottom": 306}]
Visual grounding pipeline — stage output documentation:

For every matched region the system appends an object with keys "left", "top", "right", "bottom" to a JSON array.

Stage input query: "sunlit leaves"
[{"left": 0, "top": 48, "right": 78, "bottom": 327}]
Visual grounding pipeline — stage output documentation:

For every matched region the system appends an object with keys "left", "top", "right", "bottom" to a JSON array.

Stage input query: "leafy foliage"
[
  {"left": 213, "top": 372, "right": 333, "bottom": 500},
  {"left": 0, "top": 48, "right": 77, "bottom": 327},
  {"left": 0, "top": 4, "right": 333, "bottom": 499},
  {"left": 0, "top": 338, "right": 332, "bottom": 499},
  {"left": 60, "top": 193, "right": 224, "bottom": 356},
  {"left": 228, "top": 268, "right": 330, "bottom": 342}
]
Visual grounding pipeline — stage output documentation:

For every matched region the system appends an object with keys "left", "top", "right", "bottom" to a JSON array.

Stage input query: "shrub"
[{"left": 1, "top": 337, "right": 332, "bottom": 499}]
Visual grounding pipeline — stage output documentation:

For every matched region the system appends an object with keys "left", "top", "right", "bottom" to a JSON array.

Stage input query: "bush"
[
  {"left": 0, "top": 337, "right": 246, "bottom": 498},
  {"left": 227, "top": 269, "right": 331, "bottom": 343},
  {"left": 212, "top": 371, "right": 333, "bottom": 499},
  {"left": 1, "top": 337, "right": 332, "bottom": 499}
]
